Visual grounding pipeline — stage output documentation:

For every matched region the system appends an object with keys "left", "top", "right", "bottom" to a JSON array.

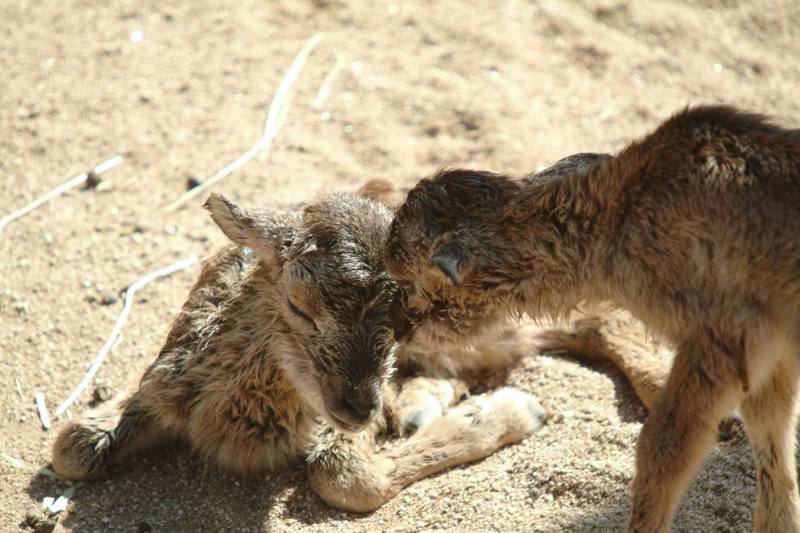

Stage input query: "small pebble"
[
  {"left": 83, "top": 170, "right": 102, "bottom": 190},
  {"left": 186, "top": 176, "right": 203, "bottom": 190}
]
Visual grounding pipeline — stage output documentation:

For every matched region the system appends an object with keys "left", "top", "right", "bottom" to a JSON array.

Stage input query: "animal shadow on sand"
[
  {"left": 25, "top": 443, "right": 345, "bottom": 532},
  {"left": 545, "top": 355, "right": 755, "bottom": 532},
  {"left": 22, "top": 365, "right": 754, "bottom": 532},
  {"left": 558, "top": 435, "right": 756, "bottom": 533}
]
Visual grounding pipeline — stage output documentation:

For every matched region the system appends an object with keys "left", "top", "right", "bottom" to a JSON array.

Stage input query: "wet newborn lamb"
[{"left": 51, "top": 191, "right": 547, "bottom": 512}]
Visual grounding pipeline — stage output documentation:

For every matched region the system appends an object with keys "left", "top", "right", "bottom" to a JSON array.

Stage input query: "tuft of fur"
[{"left": 385, "top": 105, "right": 800, "bottom": 532}]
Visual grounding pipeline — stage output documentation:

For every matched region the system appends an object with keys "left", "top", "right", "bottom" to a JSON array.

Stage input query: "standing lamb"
[{"left": 384, "top": 105, "right": 800, "bottom": 532}]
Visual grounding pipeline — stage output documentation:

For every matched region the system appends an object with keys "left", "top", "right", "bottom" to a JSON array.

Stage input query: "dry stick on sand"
[
  {"left": 15, "top": 377, "right": 24, "bottom": 401},
  {"left": 2, "top": 451, "right": 80, "bottom": 514},
  {"left": 313, "top": 54, "right": 345, "bottom": 110},
  {"left": 0, "top": 452, "right": 64, "bottom": 481},
  {"left": 163, "top": 33, "right": 324, "bottom": 212},
  {"left": 55, "top": 255, "right": 199, "bottom": 417},
  {"left": 43, "top": 483, "right": 80, "bottom": 514},
  {"left": 0, "top": 155, "right": 123, "bottom": 234},
  {"left": 35, "top": 392, "right": 52, "bottom": 430}
]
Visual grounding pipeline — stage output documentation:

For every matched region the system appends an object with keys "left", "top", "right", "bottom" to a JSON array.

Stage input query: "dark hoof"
[{"left": 717, "top": 412, "right": 743, "bottom": 442}]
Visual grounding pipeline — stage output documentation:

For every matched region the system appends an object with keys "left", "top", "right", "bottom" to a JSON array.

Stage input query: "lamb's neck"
[{"left": 504, "top": 168, "right": 615, "bottom": 318}]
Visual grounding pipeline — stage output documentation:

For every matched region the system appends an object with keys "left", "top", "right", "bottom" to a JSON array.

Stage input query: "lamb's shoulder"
[
  {"left": 153, "top": 244, "right": 279, "bottom": 360},
  {"left": 139, "top": 243, "right": 295, "bottom": 415}
]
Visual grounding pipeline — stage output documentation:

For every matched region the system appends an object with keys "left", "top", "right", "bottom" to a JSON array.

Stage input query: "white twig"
[
  {"left": 0, "top": 155, "right": 123, "bottom": 234},
  {"left": 35, "top": 392, "right": 51, "bottom": 430},
  {"left": 0, "top": 452, "right": 64, "bottom": 480},
  {"left": 15, "top": 377, "right": 24, "bottom": 401},
  {"left": 43, "top": 483, "right": 82, "bottom": 514},
  {"left": 0, "top": 452, "right": 30, "bottom": 470},
  {"left": 55, "top": 255, "right": 199, "bottom": 417},
  {"left": 164, "top": 33, "right": 324, "bottom": 212},
  {"left": 313, "top": 55, "right": 345, "bottom": 110}
]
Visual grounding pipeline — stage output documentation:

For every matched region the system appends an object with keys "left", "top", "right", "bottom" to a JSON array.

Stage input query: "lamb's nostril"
[{"left": 344, "top": 392, "right": 376, "bottom": 417}]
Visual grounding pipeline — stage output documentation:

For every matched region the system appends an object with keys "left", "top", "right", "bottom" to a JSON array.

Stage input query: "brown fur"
[
  {"left": 361, "top": 177, "right": 678, "bottom": 409},
  {"left": 51, "top": 191, "right": 549, "bottom": 513},
  {"left": 384, "top": 105, "right": 800, "bottom": 532}
]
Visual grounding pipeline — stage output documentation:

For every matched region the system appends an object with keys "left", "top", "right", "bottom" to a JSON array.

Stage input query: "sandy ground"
[{"left": 3, "top": 1, "right": 800, "bottom": 531}]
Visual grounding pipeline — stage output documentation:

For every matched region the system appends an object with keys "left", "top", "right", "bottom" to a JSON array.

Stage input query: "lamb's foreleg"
[{"left": 307, "top": 387, "right": 546, "bottom": 512}]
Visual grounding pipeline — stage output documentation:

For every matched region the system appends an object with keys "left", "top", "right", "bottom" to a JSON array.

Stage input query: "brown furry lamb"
[
  {"left": 384, "top": 105, "right": 800, "bottom": 532},
  {"left": 51, "top": 191, "right": 550, "bottom": 513}
]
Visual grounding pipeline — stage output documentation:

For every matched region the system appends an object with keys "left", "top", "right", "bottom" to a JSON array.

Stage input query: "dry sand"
[{"left": 2, "top": 1, "right": 800, "bottom": 531}]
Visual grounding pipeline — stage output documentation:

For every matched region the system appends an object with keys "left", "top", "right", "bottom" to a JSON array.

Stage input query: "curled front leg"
[
  {"left": 307, "top": 429, "right": 397, "bottom": 513},
  {"left": 307, "top": 387, "right": 547, "bottom": 512}
]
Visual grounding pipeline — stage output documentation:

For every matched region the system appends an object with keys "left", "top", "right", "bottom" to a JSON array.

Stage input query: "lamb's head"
[
  {"left": 383, "top": 169, "right": 522, "bottom": 351},
  {"left": 384, "top": 154, "right": 612, "bottom": 350},
  {"left": 205, "top": 193, "right": 400, "bottom": 433}
]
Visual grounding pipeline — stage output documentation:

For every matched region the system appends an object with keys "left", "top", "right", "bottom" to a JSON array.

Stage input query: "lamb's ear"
[
  {"left": 428, "top": 241, "right": 471, "bottom": 286},
  {"left": 356, "top": 179, "right": 407, "bottom": 210},
  {"left": 204, "top": 193, "right": 291, "bottom": 267}
]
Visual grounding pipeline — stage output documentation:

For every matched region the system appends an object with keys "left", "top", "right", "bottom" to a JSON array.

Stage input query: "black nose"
[{"left": 344, "top": 388, "right": 378, "bottom": 417}]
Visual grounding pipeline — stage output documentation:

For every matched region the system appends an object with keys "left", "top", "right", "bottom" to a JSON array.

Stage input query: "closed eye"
[{"left": 287, "top": 299, "right": 318, "bottom": 331}]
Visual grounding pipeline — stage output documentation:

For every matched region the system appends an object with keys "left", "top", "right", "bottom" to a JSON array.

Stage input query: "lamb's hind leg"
[
  {"left": 539, "top": 310, "right": 744, "bottom": 440},
  {"left": 307, "top": 387, "right": 546, "bottom": 512},
  {"left": 740, "top": 352, "right": 800, "bottom": 532},
  {"left": 537, "top": 310, "right": 672, "bottom": 411},
  {"left": 52, "top": 390, "right": 166, "bottom": 480}
]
